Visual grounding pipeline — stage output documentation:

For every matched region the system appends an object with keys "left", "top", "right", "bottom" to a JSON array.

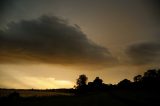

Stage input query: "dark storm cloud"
[
  {"left": 147, "top": 0, "right": 160, "bottom": 22},
  {"left": 126, "top": 42, "right": 160, "bottom": 65},
  {"left": 0, "top": 0, "right": 10, "bottom": 20},
  {"left": 0, "top": 15, "right": 116, "bottom": 65},
  {"left": 0, "top": 0, "right": 9, "bottom": 13},
  {"left": 0, "top": 0, "right": 15, "bottom": 22},
  {"left": 125, "top": 0, "right": 160, "bottom": 66}
]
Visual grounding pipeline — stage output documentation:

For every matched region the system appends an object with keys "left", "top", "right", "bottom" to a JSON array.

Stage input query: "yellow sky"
[{"left": 0, "top": 63, "right": 154, "bottom": 89}]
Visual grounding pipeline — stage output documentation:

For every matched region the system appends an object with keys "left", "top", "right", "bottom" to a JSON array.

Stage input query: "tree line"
[{"left": 75, "top": 69, "right": 160, "bottom": 93}]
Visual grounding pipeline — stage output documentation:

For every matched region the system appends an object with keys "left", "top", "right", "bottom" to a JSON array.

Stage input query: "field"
[
  {"left": 0, "top": 89, "right": 73, "bottom": 97},
  {"left": 0, "top": 89, "right": 160, "bottom": 106}
]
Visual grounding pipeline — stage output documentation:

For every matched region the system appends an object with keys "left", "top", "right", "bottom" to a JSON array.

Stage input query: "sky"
[{"left": 0, "top": 0, "right": 160, "bottom": 89}]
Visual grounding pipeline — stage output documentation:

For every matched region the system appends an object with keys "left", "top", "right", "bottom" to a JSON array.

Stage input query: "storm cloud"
[
  {"left": 0, "top": 15, "right": 116, "bottom": 65},
  {"left": 126, "top": 42, "right": 160, "bottom": 65},
  {"left": 125, "top": 0, "right": 160, "bottom": 66}
]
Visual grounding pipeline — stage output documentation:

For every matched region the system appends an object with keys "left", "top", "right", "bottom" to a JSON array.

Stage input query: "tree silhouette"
[
  {"left": 142, "top": 69, "right": 160, "bottom": 89},
  {"left": 118, "top": 79, "right": 132, "bottom": 89},
  {"left": 134, "top": 75, "right": 142, "bottom": 82},
  {"left": 93, "top": 77, "right": 103, "bottom": 85},
  {"left": 132, "top": 69, "right": 160, "bottom": 89},
  {"left": 93, "top": 77, "right": 103, "bottom": 90},
  {"left": 75, "top": 74, "right": 88, "bottom": 93},
  {"left": 76, "top": 74, "right": 88, "bottom": 87},
  {"left": 74, "top": 68, "right": 160, "bottom": 94},
  {"left": 144, "top": 69, "right": 158, "bottom": 78}
]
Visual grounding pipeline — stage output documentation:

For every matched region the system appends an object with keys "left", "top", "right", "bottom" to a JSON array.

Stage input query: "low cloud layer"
[
  {"left": 0, "top": 15, "right": 116, "bottom": 65},
  {"left": 126, "top": 42, "right": 160, "bottom": 65}
]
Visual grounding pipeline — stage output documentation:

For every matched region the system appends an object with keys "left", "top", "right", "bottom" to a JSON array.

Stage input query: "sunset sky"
[{"left": 0, "top": 0, "right": 160, "bottom": 89}]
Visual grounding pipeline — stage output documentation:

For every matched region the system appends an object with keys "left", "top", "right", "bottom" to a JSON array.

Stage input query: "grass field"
[
  {"left": 0, "top": 89, "right": 160, "bottom": 106},
  {"left": 0, "top": 89, "right": 73, "bottom": 97}
]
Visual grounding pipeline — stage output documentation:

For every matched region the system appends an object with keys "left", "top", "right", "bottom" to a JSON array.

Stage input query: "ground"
[{"left": 0, "top": 89, "right": 160, "bottom": 106}]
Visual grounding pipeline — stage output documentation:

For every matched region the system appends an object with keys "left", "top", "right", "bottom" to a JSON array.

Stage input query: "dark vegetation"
[
  {"left": 75, "top": 69, "right": 160, "bottom": 92},
  {"left": 0, "top": 69, "right": 160, "bottom": 106}
]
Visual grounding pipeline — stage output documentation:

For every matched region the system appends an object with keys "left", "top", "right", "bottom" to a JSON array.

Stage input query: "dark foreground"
[{"left": 0, "top": 90, "right": 160, "bottom": 106}]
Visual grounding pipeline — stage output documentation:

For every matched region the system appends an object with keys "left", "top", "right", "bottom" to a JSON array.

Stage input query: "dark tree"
[
  {"left": 144, "top": 69, "right": 158, "bottom": 78},
  {"left": 134, "top": 75, "right": 142, "bottom": 82},
  {"left": 118, "top": 79, "right": 132, "bottom": 89},
  {"left": 88, "top": 77, "right": 108, "bottom": 91},
  {"left": 142, "top": 69, "right": 160, "bottom": 89},
  {"left": 93, "top": 77, "right": 103, "bottom": 90},
  {"left": 93, "top": 77, "right": 103, "bottom": 85},
  {"left": 76, "top": 74, "right": 88, "bottom": 90}
]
